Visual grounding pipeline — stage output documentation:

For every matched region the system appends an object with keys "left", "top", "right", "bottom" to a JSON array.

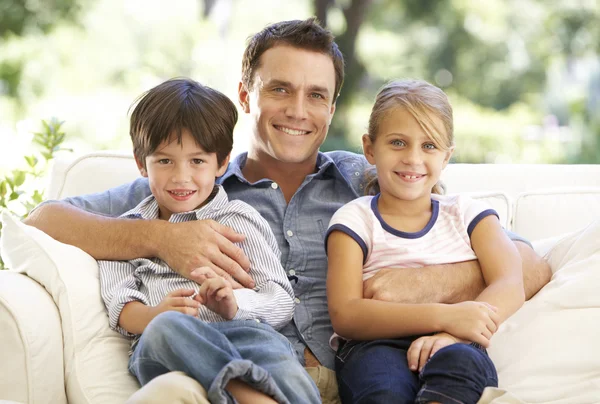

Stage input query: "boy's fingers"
[
  {"left": 407, "top": 339, "right": 424, "bottom": 371},
  {"left": 167, "top": 288, "right": 196, "bottom": 297}
]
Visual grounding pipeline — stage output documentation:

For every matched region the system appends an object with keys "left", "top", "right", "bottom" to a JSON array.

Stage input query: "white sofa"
[{"left": 1, "top": 151, "right": 600, "bottom": 404}]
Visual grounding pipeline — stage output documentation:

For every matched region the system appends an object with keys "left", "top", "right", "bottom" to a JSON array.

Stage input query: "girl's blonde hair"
[{"left": 364, "top": 79, "right": 454, "bottom": 196}]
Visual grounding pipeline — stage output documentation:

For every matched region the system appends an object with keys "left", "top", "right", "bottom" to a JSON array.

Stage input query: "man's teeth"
[
  {"left": 277, "top": 126, "right": 308, "bottom": 136},
  {"left": 171, "top": 191, "right": 194, "bottom": 196}
]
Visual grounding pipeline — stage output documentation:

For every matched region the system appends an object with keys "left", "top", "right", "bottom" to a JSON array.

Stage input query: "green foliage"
[{"left": 0, "top": 117, "right": 71, "bottom": 269}]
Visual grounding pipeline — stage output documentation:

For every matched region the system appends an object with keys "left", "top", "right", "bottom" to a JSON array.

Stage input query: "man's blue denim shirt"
[{"left": 60, "top": 150, "right": 371, "bottom": 369}]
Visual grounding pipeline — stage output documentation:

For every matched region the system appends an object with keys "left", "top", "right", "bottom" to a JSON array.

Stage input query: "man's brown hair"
[
  {"left": 241, "top": 18, "right": 345, "bottom": 103},
  {"left": 130, "top": 78, "right": 237, "bottom": 167}
]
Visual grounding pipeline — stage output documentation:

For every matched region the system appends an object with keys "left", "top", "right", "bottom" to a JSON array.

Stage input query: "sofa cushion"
[
  {"left": 0, "top": 211, "right": 139, "bottom": 404},
  {"left": 486, "top": 219, "right": 600, "bottom": 403},
  {"left": 513, "top": 187, "right": 600, "bottom": 241}
]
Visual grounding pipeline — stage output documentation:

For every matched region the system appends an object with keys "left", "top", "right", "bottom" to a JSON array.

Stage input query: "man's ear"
[
  {"left": 238, "top": 81, "right": 250, "bottom": 113},
  {"left": 328, "top": 101, "right": 336, "bottom": 125},
  {"left": 135, "top": 156, "right": 148, "bottom": 177},
  {"left": 442, "top": 146, "right": 455, "bottom": 169},
  {"left": 362, "top": 134, "right": 376, "bottom": 165},
  {"left": 216, "top": 153, "right": 231, "bottom": 177}
]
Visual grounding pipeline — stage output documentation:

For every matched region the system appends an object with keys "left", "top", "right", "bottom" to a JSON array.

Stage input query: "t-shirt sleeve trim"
[
  {"left": 467, "top": 209, "right": 499, "bottom": 237},
  {"left": 325, "top": 224, "right": 368, "bottom": 265}
]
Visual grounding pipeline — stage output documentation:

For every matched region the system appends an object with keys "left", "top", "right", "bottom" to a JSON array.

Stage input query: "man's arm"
[
  {"left": 25, "top": 201, "right": 254, "bottom": 287},
  {"left": 363, "top": 240, "right": 551, "bottom": 304}
]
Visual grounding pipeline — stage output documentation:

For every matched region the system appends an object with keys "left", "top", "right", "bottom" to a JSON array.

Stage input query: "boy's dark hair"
[
  {"left": 241, "top": 18, "right": 345, "bottom": 103},
  {"left": 130, "top": 78, "right": 237, "bottom": 167}
]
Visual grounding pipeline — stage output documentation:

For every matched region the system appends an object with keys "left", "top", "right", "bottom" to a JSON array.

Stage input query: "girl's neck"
[{"left": 377, "top": 192, "right": 433, "bottom": 233}]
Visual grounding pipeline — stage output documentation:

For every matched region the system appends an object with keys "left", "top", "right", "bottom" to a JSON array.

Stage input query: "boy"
[{"left": 98, "top": 78, "right": 319, "bottom": 404}]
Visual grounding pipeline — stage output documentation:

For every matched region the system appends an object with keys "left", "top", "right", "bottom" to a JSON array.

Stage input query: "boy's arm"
[
  {"left": 98, "top": 259, "right": 150, "bottom": 337},
  {"left": 216, "top": 211, "right": 295, "bottom": 330},
  {"left": 363, "top": 241, "right": 550, "bottom": 304},
  {"left": 471, "top": 215, "right": 525, "bottom": 323}
]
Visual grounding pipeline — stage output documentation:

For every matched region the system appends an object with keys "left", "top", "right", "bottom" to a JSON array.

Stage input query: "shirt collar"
[
  {"left": 219, "top": 151, "right": 336, "bottom": 184},
  {"left": 121, "top": 185, "right": 229, "bottom": 221}
]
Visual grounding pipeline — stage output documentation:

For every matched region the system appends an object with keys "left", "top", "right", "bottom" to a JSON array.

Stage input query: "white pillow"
[
  {"left": 0, "top": 211, "right": 139, "bottom": 404},
  {"left": 486, "top": 219, "right": 600, "bottom": 403}
]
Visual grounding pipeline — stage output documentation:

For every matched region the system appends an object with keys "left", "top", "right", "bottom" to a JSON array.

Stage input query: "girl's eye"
[
  {"left": 192, "top": 159, "right": 204, "bottom": 164},
  {"left": 423, "top": 143, "right": 437, "bottom": 150},
  {"left": 391, "top": 139, "right": 405, "bottom": 147}
]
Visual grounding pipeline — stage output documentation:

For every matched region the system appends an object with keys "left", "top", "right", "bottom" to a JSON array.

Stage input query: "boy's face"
[
  {"left": 136, "top": 129, "right": 229, "bottom": 220},
  {"left": 238, "top": 45, "right": 336, "bottom": 167}
]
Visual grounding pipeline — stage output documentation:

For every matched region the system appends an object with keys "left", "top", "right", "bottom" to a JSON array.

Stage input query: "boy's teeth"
[{"left": 171, "top": 191, "right": 193, "bottom": 196}]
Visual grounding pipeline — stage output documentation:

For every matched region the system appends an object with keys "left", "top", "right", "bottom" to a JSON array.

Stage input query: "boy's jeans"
[
  {"left": 129, "top": 311, "right": 320, "bottom": 404},
  {"left": 335, "top": 338, "right": 498, "bottom": 404}
]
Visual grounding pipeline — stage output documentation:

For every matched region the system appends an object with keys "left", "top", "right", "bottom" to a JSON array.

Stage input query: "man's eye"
[
  {"left": 274, "top": 87, "right": 286, "bottom": 93},
  {"left": 192, "top": 159, "right": 204, "bottom": 164},
  {"left": 310, "top": 93, "right": 324, "bottom": 99}
]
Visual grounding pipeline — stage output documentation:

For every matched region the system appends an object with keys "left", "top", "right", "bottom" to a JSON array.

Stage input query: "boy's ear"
[
  {"left": 238, "top": 81, "right": 250, "bottom": 113},
  {"left": 362, "top": 134, "right": 376, "bottom": 165},
  {"left": 216, "top": 153, "right": 231, "bottom": 177},
  {"left": 135, "top": 156, "right": 148, "bottom": 177},
  {"left": 442, "top": 146, "right": 455, "bottom": 169}
]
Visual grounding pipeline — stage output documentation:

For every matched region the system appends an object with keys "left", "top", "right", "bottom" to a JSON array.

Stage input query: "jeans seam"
[{"left": 417, "top": 386, "right": 465, "bottom": 404}]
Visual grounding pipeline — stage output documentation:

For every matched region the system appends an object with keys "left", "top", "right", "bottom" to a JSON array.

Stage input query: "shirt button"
[
  {"left": 255, "top": 319, "right": 261, "bottom": 323},
  {"left": 287, "top": 230, "right": 294, "bottom": 237},
  {"left": 294, "top": 298, "right": 301, "bottom": 304},
  {"left": 289, "top": 269, "right": 296, "bottom": 276},
  {"left": 271, "top": 182, "right": 278, "bottom": 189},
  {"left": 354, "top": 172, "right": 360, "bottom": 176}
]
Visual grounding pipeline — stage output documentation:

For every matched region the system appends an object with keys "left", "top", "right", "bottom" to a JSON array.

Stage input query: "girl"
[{"left": 325, "top": 79, "right": 525, "bottom": 404}]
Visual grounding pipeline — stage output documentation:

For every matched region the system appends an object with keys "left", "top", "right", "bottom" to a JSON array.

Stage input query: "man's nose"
[{"left": 284, "top": 93, "right": 308, "bottom": 120}]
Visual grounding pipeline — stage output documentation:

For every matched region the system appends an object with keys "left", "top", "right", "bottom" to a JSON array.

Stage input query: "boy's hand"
[
  {"left": 440, "top": 301, "right": 500, "bottom": 347},
  {"left": 193, "top": 267, "right": 238, "bottom": 320},
  {"left": 150, "top": 288, "right": 201, "bottom": 318},
  {"left": 407, "top": 332, "right": 459, "bottom": 372}
]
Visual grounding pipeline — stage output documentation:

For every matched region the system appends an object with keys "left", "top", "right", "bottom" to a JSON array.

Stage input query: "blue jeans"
[
  {"left": 129, "top": 311, "right": 320, "bottom": 404},
  {"left": 335, "top": 338, "right": 498, "bottom": 404}
]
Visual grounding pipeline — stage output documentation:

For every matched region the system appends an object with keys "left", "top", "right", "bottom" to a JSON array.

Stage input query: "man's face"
[{"left": 238, "top": 45, "right": 336, "bottom": 166}]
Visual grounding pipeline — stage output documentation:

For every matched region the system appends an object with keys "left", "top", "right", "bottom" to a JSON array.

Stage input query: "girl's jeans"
[
  {"left": 129, "top": 311, "right": 320, "bottom": 404},
  {"left": 335, "top": 337, "right": 498, "bottom": 404}
]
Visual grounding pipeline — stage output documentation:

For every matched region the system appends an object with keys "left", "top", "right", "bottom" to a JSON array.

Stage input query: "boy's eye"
[
  {"left": 157, "top": 159, "right": 171, "bottom": 164},
  {"left": 192, "top": 158, "right": 204, "bottom": 164}
]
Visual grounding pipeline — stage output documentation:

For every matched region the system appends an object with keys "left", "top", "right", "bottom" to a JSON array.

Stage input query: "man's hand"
[
  {"left": 407, "top": 332, "right": 459, "bottom": 372},
  {"left": 193, "top": 267, "right": 238, "bottom": 320},
  {"left": 157, "top": 219, "right": 254, "bottom": 289},
  {"left": 150, "top": 288, "right": 201, "bottom": 318},
  {"left": 440, "top": 301, "right": 499, "bottom": 347}
]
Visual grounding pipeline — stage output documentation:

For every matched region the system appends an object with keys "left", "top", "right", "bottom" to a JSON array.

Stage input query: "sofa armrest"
[{"left": 0, "top": 271, "right": 67, "bottom": 404}]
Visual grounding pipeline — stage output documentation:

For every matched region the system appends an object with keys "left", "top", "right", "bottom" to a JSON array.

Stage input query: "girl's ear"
[
  {"left": 216, "top": 153, "right": 231, "bottom": 177},
  {"left": 442, "top": 146, "right": 455, "bottom": 169},
  {"left": 135, "top": 156, "right": 148, "bottom": 177},
  {"left": 362, "top": 134, "right": 376, "bottom": 165}
]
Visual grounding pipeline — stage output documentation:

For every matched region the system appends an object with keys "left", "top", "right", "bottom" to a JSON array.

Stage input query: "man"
[{"left": 27, "top": 18, "right": 551, "bottom": 404}]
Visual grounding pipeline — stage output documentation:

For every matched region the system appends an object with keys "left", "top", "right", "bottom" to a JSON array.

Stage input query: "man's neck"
[{"left": 242, "top": 151, "right": 319, "bottom": 203}]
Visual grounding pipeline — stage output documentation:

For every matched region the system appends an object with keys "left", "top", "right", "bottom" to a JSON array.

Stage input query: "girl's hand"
[
  {"left": 150, "top": 288, "right": 201, "bottom": 318},
  {"left": 407, "top": 332, "right": 459, "bottom": 372},
  {"left": 193, "top": 266, "right": 238, "bottom": 320},
  {"left": 441, "top": 301, "right": 500, "bottom": 347}
]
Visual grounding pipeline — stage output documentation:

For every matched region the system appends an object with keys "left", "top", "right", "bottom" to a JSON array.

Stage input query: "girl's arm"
[
  {"left": 471, "top": 215, "right": 525, "bottom": 323},
  {"left": 327, "top": 231, "right": 497, "bottom": 345}
]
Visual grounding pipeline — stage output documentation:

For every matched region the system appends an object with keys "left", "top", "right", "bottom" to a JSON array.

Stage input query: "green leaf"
[
  {"left": 41, "top": 151, "right": 52, "bottom": 161},
  {"left": 24, "top": 155, "right": 38, "bottom": 168},
  {"left": 0, "top": 181, "right": 6, "bottom": 197},
  {"left": 9, "top": 192, "right": 19, "bottom": 201},
  {"left": 13, "top": 170, "right": 26, "bottom": 186}
]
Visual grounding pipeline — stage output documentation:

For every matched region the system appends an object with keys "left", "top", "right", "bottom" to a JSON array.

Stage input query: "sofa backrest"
[{"left": 46, "top": 151, "right": 600, "bottom": 241}]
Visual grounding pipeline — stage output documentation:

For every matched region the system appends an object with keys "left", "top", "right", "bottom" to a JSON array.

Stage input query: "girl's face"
[{"left": 362, "top": 107, "right": 453, "bottom": 205}]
